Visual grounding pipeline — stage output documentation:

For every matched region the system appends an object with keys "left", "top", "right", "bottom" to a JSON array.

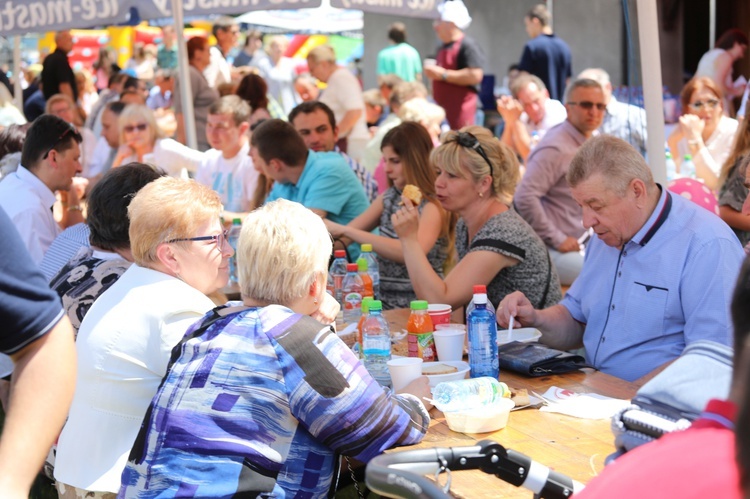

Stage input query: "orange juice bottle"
[
  {"left": 407, "top": 300, "right": 436, "bottom": 361},
  {"left": 357, "top": 258, "right": 374, "bottom": 298}
]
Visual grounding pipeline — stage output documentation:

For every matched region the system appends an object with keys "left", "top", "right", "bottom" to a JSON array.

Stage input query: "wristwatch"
[{"left": 441, "top": 71, "right": 448, "bottom": 81}]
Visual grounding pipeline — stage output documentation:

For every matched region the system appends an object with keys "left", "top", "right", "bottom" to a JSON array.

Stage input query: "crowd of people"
[{"left": 1, "top": 0, "right": 750, "bottom": 497}]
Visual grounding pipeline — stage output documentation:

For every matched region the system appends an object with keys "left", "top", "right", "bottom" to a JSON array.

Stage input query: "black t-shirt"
[
  {"left": 41, "top": 48, "right": 78, "bottom": 101},
  {"left": 0, "top": 207, "right": 63, "bottom": 354},
  {"left": 438, "top": 35, "right": 486, "bottom": 93}
]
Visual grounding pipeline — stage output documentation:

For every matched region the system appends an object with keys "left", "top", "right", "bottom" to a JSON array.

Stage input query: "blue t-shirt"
[
  {"left": 519, "top": 33, "right": 572, "bottom": 101},
  {"left": 0, "top": 207, "right": 64, "bottom": 354},
  {"left": 268, "top": 151, "right": 369, "bottom": 256}
]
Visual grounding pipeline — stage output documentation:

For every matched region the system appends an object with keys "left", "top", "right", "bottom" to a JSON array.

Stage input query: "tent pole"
[
  {"left": 709, "top": 0, "right": 715, "bottom": 49},
  {"left": 13, "top": 36, "right": 22, "bottom": 111},
  {"left": 636, "top": 0, "right": 666, "bottom": 183},
  {"left": 172, "top": 0, "right": 198, "bottom": 150}
]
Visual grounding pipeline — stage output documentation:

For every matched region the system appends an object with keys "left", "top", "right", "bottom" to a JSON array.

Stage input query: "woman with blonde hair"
[
  {"left": 53, "top": 177, "right": 234, "bottom": 497},
  {"left": 120, "top": 199, "right": 430, "bottom": 497},
  {"left": 112, "top": 104, "right": 204, "bottom": 177},
  {"left": 718, "top": 116, "right": 750, "bottom": 245},
  {"left": 667, "top": 77, "right": 739, "bottom": 190},
  {"left": 393, "top": 125, "right": 561, "bottom": 311},
  {"left": 325, "top": 121, "right": 455, "bottom": 309}
]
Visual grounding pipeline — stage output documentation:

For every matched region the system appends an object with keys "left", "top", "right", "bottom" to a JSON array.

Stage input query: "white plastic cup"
[
  {"left": 433, "top": 327, "right": 466, "bottom": 362},
  {"left": 387, "top": 357, "right": 423, "bottom": 391},
  {"left": 423, "top": 58, "right": 437, "bottom": 68}
]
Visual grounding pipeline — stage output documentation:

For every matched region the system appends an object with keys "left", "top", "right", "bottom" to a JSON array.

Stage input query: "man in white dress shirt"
[
  {"left": 497, "top": 73, "right": 566, "bottom": 162},
  {"left": 307, "top": 44, "right": 369, "bottom": 164},
  {"left": 0, "top": 115, "right": 84, "bottom": 263}
]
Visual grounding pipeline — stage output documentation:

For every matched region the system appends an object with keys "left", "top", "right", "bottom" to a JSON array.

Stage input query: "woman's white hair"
[{"left": 238, "top": 199, "right": 332, "bottom": 306}]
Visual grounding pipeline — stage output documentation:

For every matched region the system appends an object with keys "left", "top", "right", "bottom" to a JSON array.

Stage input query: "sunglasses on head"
[
  {"left": 687, "top": 99, "right": 720, "bottom": 111},
  {"left": 124, "top": 123, "right": 149, "bottom": 133},
  {"left": 447, "top": 131, "right": 495, "bottom": 178},
  {"left": 567, "top": 101, "right": 607, "bottom": 111},
  {"left": 42, "top": 125, "right": 82, "bottom": 160}
]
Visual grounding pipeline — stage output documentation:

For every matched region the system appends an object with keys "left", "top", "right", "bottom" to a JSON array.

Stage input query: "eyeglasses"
[
  {"left": 42, "top": 125, "right": 82, "bottom": 160},
  {"left": 567, "top": 101, "right": 607, "bottom": 111},
  {"left": 688, "top": 99, "right": 720, "bottom": 111},
  {"left": 166, "top": 229, "right": 229, "bottom": 248},
  {"left": 447, "top": 131, "right": 495, "bottom": 178},
  {"left": 124, "top": 123, "right": 149, "bottom": 133}
]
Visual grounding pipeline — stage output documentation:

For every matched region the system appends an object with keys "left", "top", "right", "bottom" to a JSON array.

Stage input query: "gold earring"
[{"left": 479, "top": 192, "right": 484, "bottom": 198}]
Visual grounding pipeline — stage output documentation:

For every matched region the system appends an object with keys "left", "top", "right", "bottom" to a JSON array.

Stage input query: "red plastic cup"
[{"left": 427, "top": 303, "right": 452, "bottom": 327}]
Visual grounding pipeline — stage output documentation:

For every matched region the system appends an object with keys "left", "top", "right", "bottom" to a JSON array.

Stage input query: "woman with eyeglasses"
[
  {"left": 53, "top": 177, "right": 234, "bottom": 498},
  {"left": 393, "top": 126, "right": 562, "bottom": 313},
  {"left": 112, "top": 104, "right": 205, "bottom": 178},
  {"left": 119, "top": 199, "right": 430, "bottom": 497},
  {"left": 324, "top": 122, "right": 456, "bottom": 309},
  {"left": 667, "top": 77, "right": 739, "bottom": 190}
]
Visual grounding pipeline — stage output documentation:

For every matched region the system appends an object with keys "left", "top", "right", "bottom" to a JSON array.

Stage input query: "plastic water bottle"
[
  {"left": 665, "top": 151, "right": 677, "bottom": 181},
  {"left": 467, "top": 289, "right": 499, "bottom": 379},
  {"left": 681, "top": 154, "right": 696, "bottom": 179},
  {"left": 328, "top": 250, "right": 348, "bottom": 305},
  {"left": 341, "top": 263, "right": 364, "bottom": 324},
  {"left": 357, "top": 297, "right": 375, "bottom": 356},
  {"left": 529, "top": 130, "right": 541, "bottom": 149},
  {"left": 465, "top": 285, "right": 495, "bottom": 321},
  {"left": 227, "top": 218, "right": 242, "bottom": 284},
  {"left": 357, "top": 258, "right": 374, "bottom": 298},
  {"left": 360, "top": 243, "right": 380, "bottom": 299},
  {"left": 432, "top": 377, "right": 510, "bottom": 413},
  {"left": 362, "top": 300, "right": 392, "bottom": 387}
]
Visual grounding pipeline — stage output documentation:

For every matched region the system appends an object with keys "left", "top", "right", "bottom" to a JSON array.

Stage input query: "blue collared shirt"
[
  {"left": 561, "top": 186, "right": 743, "bottom": 381},
  {"left": 601, "top": 96, "right": 648, "bottom": 158}
]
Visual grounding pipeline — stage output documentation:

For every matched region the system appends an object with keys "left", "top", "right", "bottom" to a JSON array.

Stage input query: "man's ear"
[
  {"left": 268, "top": 158, "right": 284, "bottom": 173},
  {"left": 631, "top": 178, "right": 648, "bottom": 206},
  {"left": 332, "top": 125, "right": 340, "bottom": 142}
]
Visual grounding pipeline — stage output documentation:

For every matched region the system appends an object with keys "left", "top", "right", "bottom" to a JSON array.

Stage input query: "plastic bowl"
[
  {"left": 422, "top": 360, "right": 470, "bottom": 388},
  {"left": 496, "top": 327, "right": 542, "bottom": 345},
  {"left": 444, "top": 398, "right": 515, "bottom": 433}
]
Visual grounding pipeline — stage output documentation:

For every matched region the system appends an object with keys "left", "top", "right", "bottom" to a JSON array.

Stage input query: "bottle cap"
[
  {"left": 473, "top": 293, "right": 488, "bottom": 305},
  {"left": 684, "top": 154, "right": 692, "bottom": 160},
  {"left": 232, "top": 218, "right": 242, "bottom": 225},
  {"left": 369, "top": 300, "right": 383, "bottom": 311},
  {"left": 472, "top": 285, "right": 487, "bottom": 294},
  {"left": 357, "top": 258, "right": 368, "bottom": 271},
  {"left": 361, "top": 296, "right": 374, "bottom": 312},
  {"left": 334, "top": 250, "right": 347, "bottom": 258},
  {"left": 346, "top": 263, "right": 358, "bottom": 272},
  {"left": 410, "top": 300, "right": 428, "bottom": 310},
  {"left": 361, "top": 243, "right": 373, "bottom": 252}
]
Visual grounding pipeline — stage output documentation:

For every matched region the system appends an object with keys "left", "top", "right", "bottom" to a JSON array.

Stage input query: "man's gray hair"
[
  {"left": 567, "top": 135, "right": 655, "bottom": 196},
  {"left": 577, "top": 68, "right": 610, "bottom": 86},
  {"left": 563, "top": 78, "right": 603, "bottom": 103}
]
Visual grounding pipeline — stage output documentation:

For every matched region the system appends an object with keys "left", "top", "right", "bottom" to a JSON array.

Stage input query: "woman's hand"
[
  {"left": 396, "top": 375, "right": 433, "bottom": 411},
  {"left": 391, "top": 197, "right": 420, "bottom": 240},
  {"left": 678, "top": 114, "right": 705, "bottom": 143},
  {"left": 311, "top": 292, "right": 339, "bottom": 325},
  {"left": 323, "top": 219, "right": 345, "bottom": 239}
]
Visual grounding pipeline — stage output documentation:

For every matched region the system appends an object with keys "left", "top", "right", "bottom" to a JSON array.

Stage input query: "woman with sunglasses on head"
[
  {"left": 667, "top": 77, "right": 739, "bottom": 190},
  {"left": 53, "top": 177, "right": 234, "bottom": 498},
  {"left": 324, "top": 122, "right": 456, "bottom": 309},
  {"left": 393, "top": 125, "right": 562, "bottom": 313},
  {"left": 112, "top": 104, "right": 204, "bottom": 177}
]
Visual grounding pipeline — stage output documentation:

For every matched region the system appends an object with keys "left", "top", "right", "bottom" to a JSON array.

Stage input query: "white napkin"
[{"left": 537, "top": 386, "right": 629, "bottom": 420}]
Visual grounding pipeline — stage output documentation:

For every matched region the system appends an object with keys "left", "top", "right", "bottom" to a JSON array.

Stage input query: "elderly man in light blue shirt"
[{"left": 498, "top": 135, "right": 743, "bottom": 382}]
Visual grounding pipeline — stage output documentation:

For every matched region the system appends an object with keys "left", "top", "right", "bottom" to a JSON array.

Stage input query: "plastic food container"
[
  {"left": 444, "top": 398, "right": 515, "bottom": 433},
  {"left": 422, "top": 360, "right": 470, "bottom": 388},
  {"left": 496, "top": 327, "right": 542, "bottom": 345}
]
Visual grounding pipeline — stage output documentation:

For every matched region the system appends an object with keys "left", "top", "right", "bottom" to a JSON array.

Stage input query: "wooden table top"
[{"left": 381, "top": 308, "right": 638, "bottom": 498}]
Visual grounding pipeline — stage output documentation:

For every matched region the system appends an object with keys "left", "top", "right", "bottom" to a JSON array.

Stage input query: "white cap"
[{"left": 438, "top": 0, "right": 472, "bottom": 30}]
